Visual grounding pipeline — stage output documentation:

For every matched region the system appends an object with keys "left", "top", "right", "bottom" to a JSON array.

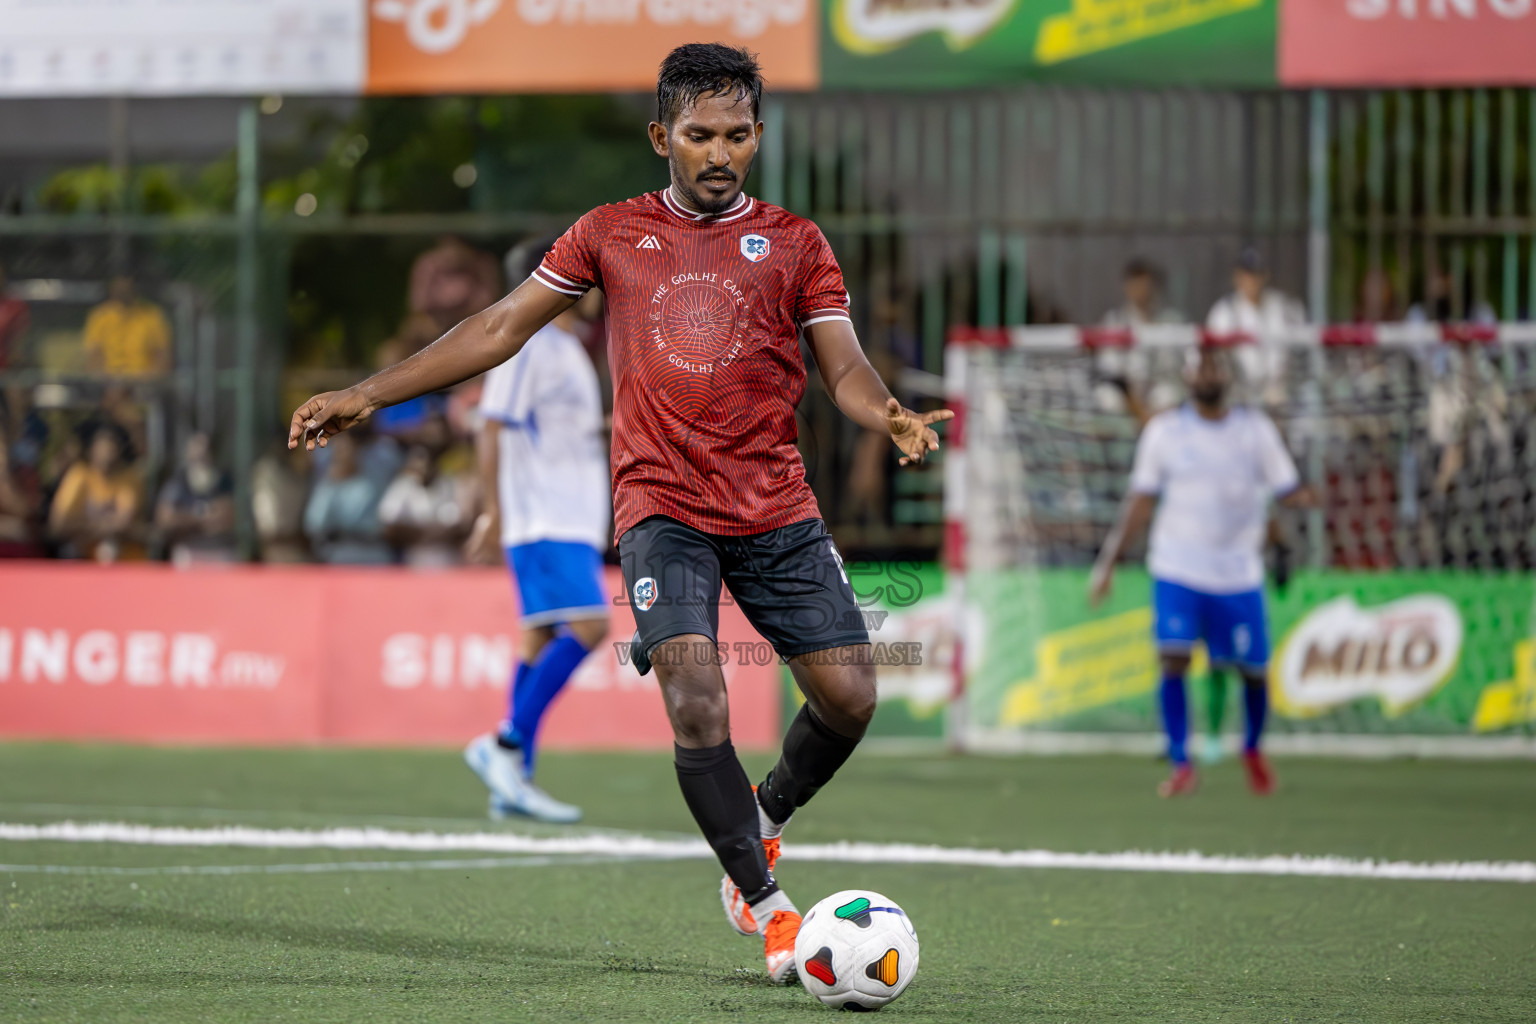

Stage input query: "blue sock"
[
  {"left": 511, "top": 633, "right": 591, "bottom": 775},
  {"left": 1160, "top": 673, "right": 1189, "bottom": 765},
  {"left": 1242, "top": 676, "right": 1268, "bottom": 753},
  {"left": 497, "top": 662, "right": 532, "bottom": 747}
]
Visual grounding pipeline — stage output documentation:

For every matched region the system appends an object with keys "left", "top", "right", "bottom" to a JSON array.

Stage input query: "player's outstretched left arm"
[
  {"left": 287, "top": 279, "right": 577, "bottom": 452},
  {"left": 805, "top": 320, "right": 953, "bottom": 466}
]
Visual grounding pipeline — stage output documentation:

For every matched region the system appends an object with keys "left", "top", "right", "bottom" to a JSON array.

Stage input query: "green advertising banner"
[
  {"left": 966, "top": 568, "right": 1536, "bottom": 739},
  {"left": 822, "top": 0, "right": 1278, "bottom": 90}
]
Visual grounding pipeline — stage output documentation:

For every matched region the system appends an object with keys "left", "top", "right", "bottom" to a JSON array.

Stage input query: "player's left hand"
[{"left": 885, "top": 398, "right": 954, "bottom": 467}]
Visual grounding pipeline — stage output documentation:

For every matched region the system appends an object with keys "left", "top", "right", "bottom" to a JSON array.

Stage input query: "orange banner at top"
[{"left": 366, "top": 0, "right": 819, "bottom": 94}]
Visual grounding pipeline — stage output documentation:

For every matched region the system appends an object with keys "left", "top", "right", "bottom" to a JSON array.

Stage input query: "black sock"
[
  {"left": 756, "top": 705, "right": 861, "bottom": 826},
  {"left": 674, "top": 740, "right": 775, "bottom": 901}
]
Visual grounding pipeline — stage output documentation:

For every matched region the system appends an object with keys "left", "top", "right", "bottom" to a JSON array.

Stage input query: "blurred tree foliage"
[
  {"left": 34, "top": 94, "right": 665, "bottom": 368},
  {"left": 271, "top": 94, "right": 662, "bottom": 368}
]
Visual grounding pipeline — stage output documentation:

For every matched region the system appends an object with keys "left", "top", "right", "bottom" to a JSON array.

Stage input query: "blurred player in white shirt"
[
  {"left": 1090, "top": 347, "right": 1311, "bottom": 797},
  {"left": 463, "top": 237, "right": 610, "bottom": 824}
]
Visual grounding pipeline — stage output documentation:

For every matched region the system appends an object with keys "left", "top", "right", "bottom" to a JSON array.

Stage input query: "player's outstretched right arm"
[
  {"left": 287, "top": 279, "right": 576, "bottom": 451},
  {"left": 1089, "top": 492, "right": 1156, "bottom": 607}
]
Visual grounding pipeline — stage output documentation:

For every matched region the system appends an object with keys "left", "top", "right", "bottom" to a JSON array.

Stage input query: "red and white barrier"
[
  {"left": 947, "top": 322, "right": 1536, "bottom": 350},
  {"left": 0, "top": 564, "right": 781, "bottom": 750}
]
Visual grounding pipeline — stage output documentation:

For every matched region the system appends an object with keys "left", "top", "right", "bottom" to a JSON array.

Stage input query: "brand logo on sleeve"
[
  {"left": 636, "top": 235, "right": 663, "bottom": 250},
  {"left": 740, "top": 234, "right": 770, "bottom": 262}
]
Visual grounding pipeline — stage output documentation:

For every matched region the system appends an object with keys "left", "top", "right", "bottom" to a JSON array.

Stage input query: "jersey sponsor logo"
[
  {"left": 632, "top": 577, "right": 658, "bottom": 612},
  {"left": 740, "top": 234, "right": 770, "bottom": 262},
  {"left": 636, "top": 234, "right": 663, "bottom": 250}
]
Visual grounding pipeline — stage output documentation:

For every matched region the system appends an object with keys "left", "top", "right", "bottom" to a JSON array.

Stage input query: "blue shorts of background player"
[
  {"left": 1152, "top": 579, "right": 1273, "bottom": 787},
  {"left": 1153, "top": 579, "right": 1270, "bottom": 670},
  {"left": 508, "top": 539, "right": 608, "bottom": 630}
]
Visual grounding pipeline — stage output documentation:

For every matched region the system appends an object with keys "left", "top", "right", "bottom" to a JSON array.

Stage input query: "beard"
[
  {"left": 1191, "top": 382, "right": 1228, "bottom": 405},
  {"left": 671, "top": 155, "right": 753, "bottom": 215}
]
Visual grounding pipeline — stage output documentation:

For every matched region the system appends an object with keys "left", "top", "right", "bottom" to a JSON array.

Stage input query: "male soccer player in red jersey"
[{"left": 288, "top": 43, "right": 950, "bottom": 984}]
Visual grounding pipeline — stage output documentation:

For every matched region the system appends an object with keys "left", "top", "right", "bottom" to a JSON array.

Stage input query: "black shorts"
[{"left": 618, "top": 515, "right": 871, "bottom": 661}]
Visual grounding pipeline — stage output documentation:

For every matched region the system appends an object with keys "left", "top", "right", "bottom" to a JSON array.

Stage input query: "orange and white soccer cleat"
[
  {"left": 720, "top": 833, "right": 783, "bottom": 937},
  {"left": 762, "top": 909, "right": 802, "bottom": 985}
]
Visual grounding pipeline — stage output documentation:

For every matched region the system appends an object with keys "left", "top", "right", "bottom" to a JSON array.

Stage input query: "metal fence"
[{"left": 4, "top": 88, "right": 1536, "bottom": 560}]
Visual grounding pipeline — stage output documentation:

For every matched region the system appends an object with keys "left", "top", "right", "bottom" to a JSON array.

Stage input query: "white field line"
[
  {"left": 0, "top": 854, "right": 630, "bottom": 877},
  {"left": 2, "top": 821, "right": 1533, "bottom": 884},
  {"left": 0, "top": 801, "right": 698, "bottom": 840}
]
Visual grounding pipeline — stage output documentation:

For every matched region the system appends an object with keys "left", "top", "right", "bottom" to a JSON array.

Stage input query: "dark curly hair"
[{"left": 656, "top": 43, "right": 763, "bottom": 127}]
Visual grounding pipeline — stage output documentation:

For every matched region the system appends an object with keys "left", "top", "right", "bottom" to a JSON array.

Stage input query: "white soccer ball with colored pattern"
[{"left": 794, "top": 889, "right": 919, "bottom": 1010}]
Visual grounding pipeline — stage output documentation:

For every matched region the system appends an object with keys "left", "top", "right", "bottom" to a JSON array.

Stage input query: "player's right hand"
[
  {"left": 464, "top": 511, "right": 502, "bottom": 565},
  {"left": 1087, "top": 563, "right": 1113, "bottom": 608},
  {"left": 287, "top": 387, "right": 375, "bottom": 451}
]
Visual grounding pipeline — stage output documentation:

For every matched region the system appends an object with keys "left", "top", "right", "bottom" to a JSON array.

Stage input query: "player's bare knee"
[
  {"left": 836, "top": 664, "right": 878, "bottom": 729},
  {"left": 798, "top": 660, "right": 876, "bottom": 738},
  {"left": 656, "top": 658, "right": 730, "bottom": 748},
  {"left": 567, "top": 617, "right": 611, "bottom": 651},
  {"left": 668, "top": 694, "right": 730, "bottom": 748},
  {"left": 518, "top": 626, "right": 556, "bottom": 663}
]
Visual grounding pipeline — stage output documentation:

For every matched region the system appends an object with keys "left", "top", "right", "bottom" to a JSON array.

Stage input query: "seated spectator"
[
  {"left": 1101, "top": 258, "right": 1186, "bottom": 327},
  {"left": 252, "top": 441, "right": 312, "bottom": 563},
  {"left": 1097, "top": 259, "right": 1186, "bottom": 423},
  {"left": 0, "top": 424, "right": 43, "bottom": 557},
  {"left": 0, "top": 264, "right": 30, "bottom": 369},
  {"left": 155, "top": 432, "right": 236, "bottom": 565},
  {"left": 1353, "top": 267, "right": 1401, "bottom": 323},
  {"left": 99, "top": 382, "right": 150, "bottom": 463},
  {"left": 48, "top": 423, "right": 144, "bottom": 562},
  {"left": 1406, "top": 266, "right": 1496, "bottom": 325},
  {"left": 378, "top": 445, "right": 474, "bottom": 568},
  {"left": 1427, "top": 343, "right": 1510, "bottom": 496},
  {"left": 84, "top": 275, "right": 171, "bottom": 378},
  {"left": 1206, "top": 247, "right": 1305, "bottom": 407},
  {"left": 303, "top": 432, "right": 391, "bottom": 564}
]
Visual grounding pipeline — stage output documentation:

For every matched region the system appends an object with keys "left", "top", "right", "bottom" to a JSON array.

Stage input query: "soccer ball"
[{"left": 794, "top": 890, "right": 919, "bottom": 1010}]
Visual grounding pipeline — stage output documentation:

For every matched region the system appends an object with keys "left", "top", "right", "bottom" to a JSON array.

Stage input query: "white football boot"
[{"left": 464, "top": 733, "right": 582, "bottom": 825}]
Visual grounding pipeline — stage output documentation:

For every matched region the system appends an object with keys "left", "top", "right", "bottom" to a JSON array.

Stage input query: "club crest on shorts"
[
  {"left": 633, "top": 577, "right": 658, "bottom": 612},
  {"left": 740, "top": 234, "right": 769, "bottom": 262}
]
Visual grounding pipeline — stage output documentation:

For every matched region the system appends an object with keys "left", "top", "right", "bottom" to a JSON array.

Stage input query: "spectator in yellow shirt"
[
  {"left": 49, "top": 424, "right": 144, "bottom": 561},
  {"left": 83, "top": 276, "right": 171, "bottom": 377}
]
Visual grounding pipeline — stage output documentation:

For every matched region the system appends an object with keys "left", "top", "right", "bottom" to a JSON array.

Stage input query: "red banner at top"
[{"left": 1281, "top": 0, "right": 1536, "bottom": 86}]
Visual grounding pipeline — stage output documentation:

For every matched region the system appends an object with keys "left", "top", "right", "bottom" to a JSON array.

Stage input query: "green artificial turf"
[{"left": 1, "top": 744, "right": 1532, "bottom": 1022}]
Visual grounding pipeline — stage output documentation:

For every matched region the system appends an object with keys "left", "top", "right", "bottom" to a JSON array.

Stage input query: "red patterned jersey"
[{"left": 532, "top": 190, "right": 852, "bottom": 540}]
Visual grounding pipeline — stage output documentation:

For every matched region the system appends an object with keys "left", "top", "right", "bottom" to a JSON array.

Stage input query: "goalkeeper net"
[{"left": 944, "top": 325, "right": 1536, "bottom": 751}]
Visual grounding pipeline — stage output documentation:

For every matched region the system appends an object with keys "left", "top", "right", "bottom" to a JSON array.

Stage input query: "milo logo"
[{"left": 1273, "top": 595, "right": 1463, "bottom": 717}]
